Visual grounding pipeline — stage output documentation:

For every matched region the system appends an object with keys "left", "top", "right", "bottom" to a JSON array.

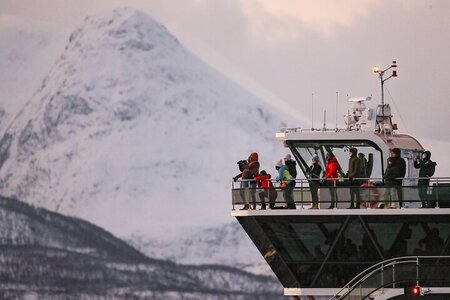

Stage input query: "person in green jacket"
[{"left": 275, "top": 159, "right": 296, "bottom": 209}]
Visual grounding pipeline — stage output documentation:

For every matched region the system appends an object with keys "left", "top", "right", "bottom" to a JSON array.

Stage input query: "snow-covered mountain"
[{"left": 0, "top": 8, "right": 297, "bottom": 241}]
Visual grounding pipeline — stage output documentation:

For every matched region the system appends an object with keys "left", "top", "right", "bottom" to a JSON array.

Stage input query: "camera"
[{"left": 237, "top": 159, "right": 248, "bottom": 172}]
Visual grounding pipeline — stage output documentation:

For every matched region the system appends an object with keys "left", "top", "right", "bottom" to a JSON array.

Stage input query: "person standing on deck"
[
  {"left": 275, "top": 159, "right": 296, "bottom": 209},
  {"left": 233, "top": 152, "right": 259, "bottom": 210},
  {"left": 246, "top": 152, "right": 260, "bottom": 209},
  {"left": 414, "top": 150, "right": 436, "bottom": 208},
  {"left": 347, "top": 148, "right": 361, "bottom": 209},
  {"left": 383, "top": 157, "right": 398, "bottom": 208},
  {"left": 389, "top": 148, "right": 406, "bottom": 208},
  {"left": 358, "top": 153, "right": 369, "bottom": 180},
  {"left": 325, "top": 152, "right": 339, "bottom": 209},
  {"left": 254, "top": 170, "right": 278, "bottom": 209},
  {"left": 306, "top": 155, "right": 322, "bottom": 209}
]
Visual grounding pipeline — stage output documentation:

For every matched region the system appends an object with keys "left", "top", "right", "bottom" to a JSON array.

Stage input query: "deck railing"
[
  {"left": 231, "top": 177, "right": 450, "bottom": 210},
  {"left": 331, "top": 256, "right": 450, "bottom": 299}
]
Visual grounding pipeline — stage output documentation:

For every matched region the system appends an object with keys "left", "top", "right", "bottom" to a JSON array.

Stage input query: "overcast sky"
[{"left": 2, "top": 0, "right": 450, "bottom": 142}]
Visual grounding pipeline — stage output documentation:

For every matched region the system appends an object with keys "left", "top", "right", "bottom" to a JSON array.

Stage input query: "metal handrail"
[
  {"left": 331, "top": 255, "right": 450, "bottom": 300},
  {"left": 232, "top": 176, "right": 450, "bottom": 187},
  {"left": 231, "top": 177, "right": 450, "bottom": 210}
]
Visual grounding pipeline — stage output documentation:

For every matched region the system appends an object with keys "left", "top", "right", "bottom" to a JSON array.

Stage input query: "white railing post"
[
  {"left": 392, "top": 264, "right": 396, "bottom": 288},
  {"left": 416, "top": 257, "right": 420, "bottom": 287},
  {"left": 232, "top": 180, "right": 235, "bottom": 210},
  {"left": 300, "top": 179, "right": 304, "bottom": 209},
  {"left": 436, "top": 178, "right": 440, "bottom": 208}
]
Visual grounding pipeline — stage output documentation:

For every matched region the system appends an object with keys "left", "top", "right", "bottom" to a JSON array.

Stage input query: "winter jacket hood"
[
  {"left": 249, "top": 152, "right": 258, "bottom": 162},
  {"left": 325, "top": 156, "right": 339, "bottom": 179}
]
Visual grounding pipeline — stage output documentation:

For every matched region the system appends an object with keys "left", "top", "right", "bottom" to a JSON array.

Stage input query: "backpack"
[
  {"left": 286, "top": 160, "right": 297, "bottom": 178},
  {"left": 430, "top": 161, "right": 436, "bottom": 177}
]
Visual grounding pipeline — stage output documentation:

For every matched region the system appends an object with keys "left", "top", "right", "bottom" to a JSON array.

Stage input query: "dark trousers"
[
  {"left": 283, "top": 181, "right": 296, "bottom": 209},
  {"left": 395, "top": 186, "right": 403, "bottom": 208},
  {"left": 349, "top": 181, "right": 361, "bottom": 208},
  {"left": 418, "top": 185, "right": 429, "bottom": 207},
  {"left": 259, "top": 189, "right": 278, "bottom": 209},
  {"left": 310, "top": 185, "right": 319, "bottom": 205},
  {"left": 328, "top": 181, "right": 338, "bottom": 208}
]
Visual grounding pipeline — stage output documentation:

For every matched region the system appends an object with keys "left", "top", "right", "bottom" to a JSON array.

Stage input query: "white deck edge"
[
  {"left": 231, "top": 208, "right": 450, "bottom": 217},
  {"left": 284, "top": 288, "right": 341, "bottom": 296}
]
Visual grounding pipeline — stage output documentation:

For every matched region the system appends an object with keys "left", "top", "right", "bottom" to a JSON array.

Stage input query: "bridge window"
[{"left": 288, "top": 141, "right": 383, "bottom": 182}]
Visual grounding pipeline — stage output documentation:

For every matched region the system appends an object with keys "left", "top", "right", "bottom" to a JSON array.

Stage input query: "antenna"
[
  {"left": 335, "top": 92, "right": 338, "bottom": 131},
  {"left": 311, "top": 93, "right": 314, "bottom": 130},
  {"left": 323, "top": 109, "right": 327, "bottom": 131}
]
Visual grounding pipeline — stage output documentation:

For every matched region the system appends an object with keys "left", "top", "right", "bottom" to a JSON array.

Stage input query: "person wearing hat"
[
  {"left": 306, "top": 155, "right": 322, "bottom": 209},
  {"left": 275, "top": 159, "right": 296, "bottom": 209},
  {"left": 347, "top": 147, "right": 361, "bottom": 209}
]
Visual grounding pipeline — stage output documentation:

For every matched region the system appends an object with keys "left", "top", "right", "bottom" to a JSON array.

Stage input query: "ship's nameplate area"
[{"left": 233, "top": 210, "right": 450, "bottom": 289}]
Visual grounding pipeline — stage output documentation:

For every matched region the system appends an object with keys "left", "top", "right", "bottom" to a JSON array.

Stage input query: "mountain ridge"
[
  {"left": 0, "top": 7, "right": 294, "bottom": 239},
  {"left": 0, "top": 195, "right": 283, "bottom": 299}
]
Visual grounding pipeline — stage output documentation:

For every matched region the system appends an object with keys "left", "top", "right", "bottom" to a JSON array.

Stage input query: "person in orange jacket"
[
  {"left": 234, "top": 152, "right": 260, "bottom": 210},
  {"left": 254, "top": 170, "right": 278, "bottom": 209}
]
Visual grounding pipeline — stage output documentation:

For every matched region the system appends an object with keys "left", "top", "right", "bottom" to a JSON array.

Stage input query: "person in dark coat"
[
  {"left": 358, "top": 153, "right": 369, "bottom": 179},
  {"left": 383, "top": 148, "right": 406, "bottom": 208},
  {"left": 383, "top": 157, "right": 398, "bottom": 208},
  {"left": 306, "top": 155, "right": 322, "bottom": 209},
  {"left": 390, "top": 148, "right": 406, "bottom": 207},
  {"left": 347, "top": 147, "right": 361, "bottom": 209},
  {"left": 414, "top": 150, "right": 436, "bottom": 208}
]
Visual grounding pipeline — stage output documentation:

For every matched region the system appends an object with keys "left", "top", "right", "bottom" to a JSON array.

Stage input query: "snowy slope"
[
  {"left": 128, "top": 221, "right": 274, "bottom": 276},
  {"left": 0, "top": 195, "right": 284, "bottom": 299},
  {"left": 0, "top": 15, "right": 68, "bottom": 132},
  {"left": 0, "top": 8, "right": 297, "bottom": 240}
]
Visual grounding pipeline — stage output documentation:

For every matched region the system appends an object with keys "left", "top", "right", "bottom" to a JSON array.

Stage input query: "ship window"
[
  {"left": 238, "top": 215, "right": 450, "bottom": 289},
  {"left": 289, "top": 141, "right": 383, "bottom": 182}
]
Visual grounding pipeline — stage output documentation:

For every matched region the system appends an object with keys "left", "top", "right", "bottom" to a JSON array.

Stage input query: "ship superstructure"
[{"left": 231, "top": 64, "right": 450, "bottom": 299}]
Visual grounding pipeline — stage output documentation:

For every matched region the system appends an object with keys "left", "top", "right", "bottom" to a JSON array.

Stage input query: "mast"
[{"left": 373, "top": 61, "right": 397, "bottom": 105}]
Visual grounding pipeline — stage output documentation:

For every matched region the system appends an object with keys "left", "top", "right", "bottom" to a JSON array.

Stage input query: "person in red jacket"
[
  {"left": 325, "top": 152, "right": 339, "bottom": 209},
  {"left": 254, "top": 170, "right": 278, "bottom": 209}
]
